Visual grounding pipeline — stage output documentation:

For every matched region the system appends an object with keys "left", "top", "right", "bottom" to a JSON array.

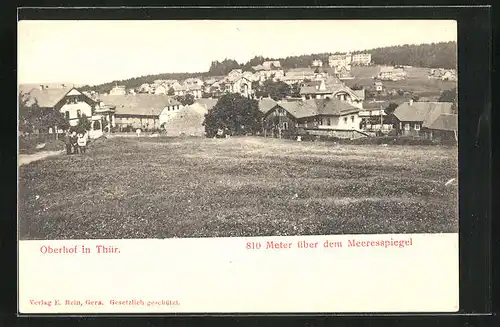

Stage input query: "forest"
[{"left": 81, "top": 41, "right": 456, "bottom": 93}]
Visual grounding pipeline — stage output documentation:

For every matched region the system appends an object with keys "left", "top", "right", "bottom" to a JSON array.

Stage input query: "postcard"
[{"left": 18, "top": 19, "right": 459, "bottom": 314}]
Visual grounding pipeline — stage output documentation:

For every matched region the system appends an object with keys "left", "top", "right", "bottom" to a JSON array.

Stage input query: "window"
[
  {"left": 414, "top": 123, "right": 421, "bottom": 131},
  {"left": 351, "top": 116, "right": 355, "bottom": 122},
  {"left": 404, "top": 123, "right": 410, "bottom": 131},
  {"left": 283, "top": 122, "right": 288, "bottom": 129},
  {"left": 327, "top": 118, "right": 331, "bottom": 126},
  {"left": 77, "top": 110, "right": 82, "bottom": 118},
  {"left": 65, "top": 111, "right": 70, "bottom": 119},
  {"left": 344, "top": 117, "right": 348, "bottom": 123}
]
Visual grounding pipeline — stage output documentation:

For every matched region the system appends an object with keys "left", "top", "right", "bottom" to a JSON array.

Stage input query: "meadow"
[
  {"left": 18, "top": 136, "right": 458, "bottom": 240},
  {"left": 348, "top": 66, "right": 456, "bottom": 98}
]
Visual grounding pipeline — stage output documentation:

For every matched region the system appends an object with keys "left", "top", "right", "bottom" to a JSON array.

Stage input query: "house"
[
  {"left": 428, "top": 68, "right": 457, "bottom": 81},
  {"left": 328, "top": 53, "right": 352, "bottom": 68},
  {"left": 256, "top": 69, "right": 285, "bottom": 82},
  {"left": 376, "top": 66, "right": 407, "bottom": 81},
  {"left": 186, "top": 84, "right": 203, "bottom": 99},
  {"left": 172, "top": 84, "right": 187, "bottom": 97},
  {"left": 392, "top": 100, "right": 455, "bottom": 136},
  {"left": 208, "top": 80, "right": 226, "bottom": 98},
  {"left": 163, "top": 98, "right": 218, "bottom": 136},
  {"left": 99, "top": 94, "right": 175, "bottom": 131},
  {"left": 251, "top": 63, "right": 284, "bottom": 82},
  {"left": 262, "top": 61, "right": 281, "bottom": 70},
  {"left": 225, "top": 74, "right": 253, "bottom": 98},
  {"left": 109, "top": 85, "right": 126, "bottom": 95},
  {"left": 251, "top": 64, "right": 266, "bottom": 71},
  {"left": 312, "top": 59, "right": 323, "bottom": 67},
  {"left": 374, "top": 81, "right": 384, "bottom": 92},
  {"left": 264, "top": 98, "right": 366, "bottom": 138},
  {"left": 22, "top": 86, "right": 114, "bottom": 138},
  {"left": 154, "top": 85, "right": 168, "bottom": 95},
  {"left": 282, "top": 68, "right": 321, "bottom": 85},
  {"left": 351, "top": 53, "right": 372, "bottom": 66},
  {"left": 441, "top": 69, "right": 457, "bottom": 81},
  {"left": 203, "top": 76, "right": 225, "bottom": 93},
  {"left": 227, "top": 69, "right": 243, "bottom": 79},
  {"left": 421, "top": 113, "right": 458, "bottom": 141},
  {"left": 300, "top": 80, "right": 332, "bottom": 100},
  {"left": 262, "top": 98, "right": 365, "bottom": 139},
  {"left": 183, "top": 78, "right": 204, "bottom": 88},
  {"left": 139, "top": 83, "right": 152, "bottom": 94},
  {"left": 312, "top": 78, "right": 365, "bottom": 109},
  {"left": 358, "top": 107, "right": 394, "bottom": 133},
  {"left": 158, "top": 97, "right": 184, "bottom": 126},
  {"left": 333, "top": 65, "right": 353, "bottom": 79}
]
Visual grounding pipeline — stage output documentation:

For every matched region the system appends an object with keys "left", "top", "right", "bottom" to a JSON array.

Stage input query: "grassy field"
[
  {"left": 18, "top": 136, "right": 458, "bottom": 240},
  {"left": 348, "top": 66, "right": 456, "bottom": 98}
]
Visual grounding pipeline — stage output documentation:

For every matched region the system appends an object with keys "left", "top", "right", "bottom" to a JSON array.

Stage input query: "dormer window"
[{"left": 77, "top": 110, "right": 82, "bottom": 118}]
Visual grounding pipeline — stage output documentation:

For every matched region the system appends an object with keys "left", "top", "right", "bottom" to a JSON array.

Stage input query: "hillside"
[
  {"left": 82, "top": 41, "right": 456, "bottom": 93},
  {"left": 80, "top": 72, "right": 209, "bottom": 94}
]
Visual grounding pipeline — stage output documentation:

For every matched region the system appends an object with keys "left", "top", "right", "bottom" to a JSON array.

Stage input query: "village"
[
  {"left": 19, "top": 51, "right": 458, "bottom": 145},
  {"left": 17, "top": 18, "right": 460, "bottom": 243}
]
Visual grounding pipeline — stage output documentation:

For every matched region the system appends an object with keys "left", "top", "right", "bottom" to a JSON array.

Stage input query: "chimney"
[
  {"left": 409, "top": 99, "right": 414, "bottom": 106},
  {"left": 61, "top": 83, "right": 66, "bottom": 88},
  {"left": 39, "top": 84, "right": 44, "bottom": 90}
]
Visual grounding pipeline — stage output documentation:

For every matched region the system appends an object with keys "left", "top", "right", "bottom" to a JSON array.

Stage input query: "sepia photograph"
[{"left": 18, "top": 19, "right": 458, "bottom": 241}]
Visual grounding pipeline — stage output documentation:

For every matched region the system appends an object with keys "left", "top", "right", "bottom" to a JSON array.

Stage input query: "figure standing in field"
[
  {"left": 63, "top": 130, "right": 72, "bottom": 155},
  {"left": 71, "top": 131, "right": 79, "bottom": 154},
  {"left": 77, "top": 132, "right": 88, "bottom": 154}
]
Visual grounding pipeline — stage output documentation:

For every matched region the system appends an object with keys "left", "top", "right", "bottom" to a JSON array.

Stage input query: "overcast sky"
[{"left": 18, "top": 20, "right": 457, "bottom": 86}]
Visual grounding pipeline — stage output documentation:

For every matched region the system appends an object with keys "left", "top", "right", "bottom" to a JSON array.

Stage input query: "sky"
[{"left": 18, "top": 20, "right": 457, "bottom": 86}]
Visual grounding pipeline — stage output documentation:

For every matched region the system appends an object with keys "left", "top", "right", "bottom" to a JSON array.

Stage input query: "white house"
[
  {"left": 109, "top": 85, "right": 126, "bottom": 95},
  {"left": 158, "top": 97, "right": 184, "bottom": 126},
  {"left": 22, "top": 86, "right": 114, "bottom": 138}
]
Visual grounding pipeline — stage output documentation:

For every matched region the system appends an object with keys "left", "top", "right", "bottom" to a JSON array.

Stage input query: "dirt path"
[{"left": 18, "top": 150, "right": 64, "bottom": 166}]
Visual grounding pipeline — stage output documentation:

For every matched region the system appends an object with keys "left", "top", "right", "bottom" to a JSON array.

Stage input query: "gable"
[{"left": 66, "top": 89, "right": 82, "bottom": 96}]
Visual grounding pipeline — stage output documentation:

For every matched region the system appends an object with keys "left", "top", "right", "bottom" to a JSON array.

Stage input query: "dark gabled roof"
[
  {"left": 316, "top": 98, "right": 360, "bottom": 116},
  {"left": 278, "top": 98, "right": 360, "bottom": 119},
  {"left": 393, "top": 101, "right": 454, "bottom": 126},
  {"left": 99, "top": 94, "right": 177, "bottom": 116},
  {"left": 258, "top": 98, "right": 278, "bottom": 114},
  {"left": 279, "top": 99, "right": 319, "bottom": 118},
  {"left": 426, "top": 113, "right": 458, "bottom": 131},
  {"left": 22, "top": 87, "right": 73, "bottom": 108}
]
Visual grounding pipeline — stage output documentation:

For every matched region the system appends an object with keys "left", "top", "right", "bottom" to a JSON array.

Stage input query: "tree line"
[
  {"left": 370, "top": 42, "right": 456, "bottom": 69},
  {"left": 80, "top": 72, "right": 208, "bottom": 95},
  {"left": 208, "top": 41, "right": 457, "bottom": 74}
]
